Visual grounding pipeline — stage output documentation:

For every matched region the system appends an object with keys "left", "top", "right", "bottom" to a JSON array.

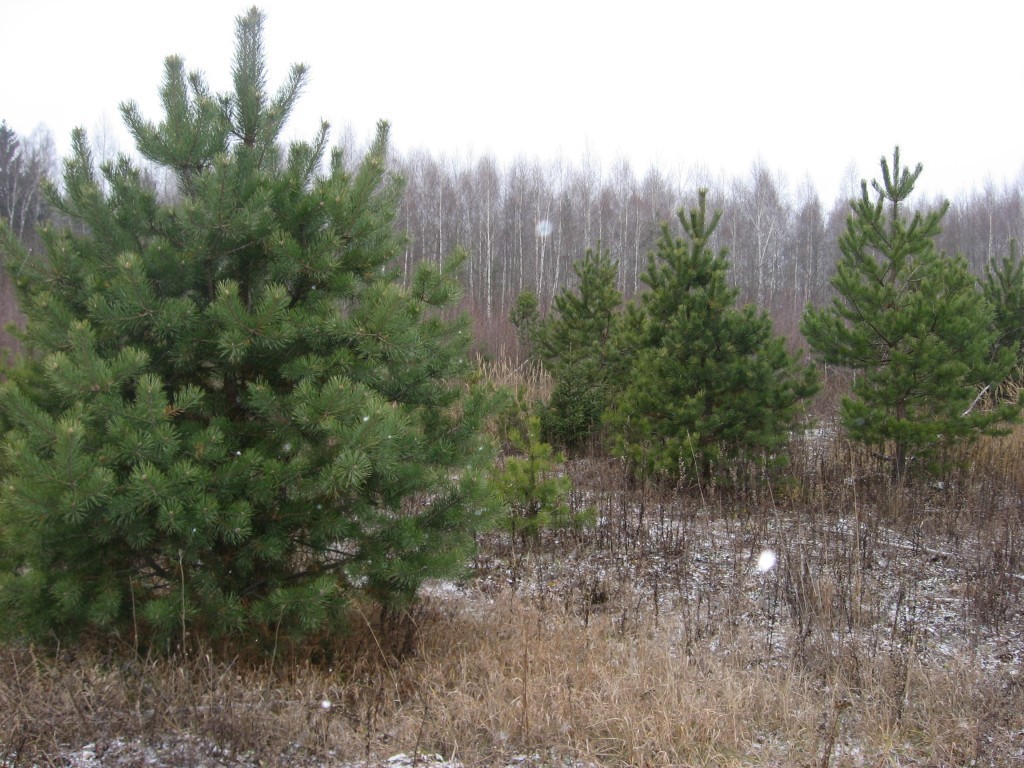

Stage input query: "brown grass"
[
  {"left": 2, "top": 419, "right": 1024, "bottom": 766},
  {"left": 2, "top": 591, "right": 1018, "bottom": 767},
  {"left": 475, "top": 353, "right": 552, "bottom": 405}
]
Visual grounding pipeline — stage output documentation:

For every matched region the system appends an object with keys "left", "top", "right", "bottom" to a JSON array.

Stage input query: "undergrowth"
[{"left": 2, "top": 422, "right": 1024, "bottom": 767}]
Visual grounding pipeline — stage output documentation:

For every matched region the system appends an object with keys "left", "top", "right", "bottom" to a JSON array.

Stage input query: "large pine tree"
[
  {"left": 0, "top": 9, "right": 496, "bottom": 647},
  {"left": 608, "top": 191, "right": 819, "bottom": 484},
  {"left": 801, "top": 148, "right": 1017, "bottom": 478}
]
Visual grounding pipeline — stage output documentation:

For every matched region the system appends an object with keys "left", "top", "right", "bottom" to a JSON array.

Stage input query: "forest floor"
[{"left": 3, "top": 431, "right": 1024, "bottom": 767}]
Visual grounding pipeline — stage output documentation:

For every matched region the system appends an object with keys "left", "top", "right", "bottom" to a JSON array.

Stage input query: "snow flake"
[{"left": 756, "top": 549, "right": 777, "bottom": 573}]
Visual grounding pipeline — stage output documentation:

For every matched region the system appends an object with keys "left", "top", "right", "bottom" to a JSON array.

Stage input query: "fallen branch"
[{"left": 962, "top": 384, "right": 990, "bottom": 417}]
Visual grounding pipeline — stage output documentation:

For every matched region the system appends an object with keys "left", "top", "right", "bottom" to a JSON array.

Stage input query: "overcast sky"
[{"left": 4, "top": 0, "right": 1023, "bottom": 204}]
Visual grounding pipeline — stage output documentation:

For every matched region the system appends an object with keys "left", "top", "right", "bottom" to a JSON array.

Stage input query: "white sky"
[{"left": 3, "top": 0, "right": 1023, "bottom": 204}]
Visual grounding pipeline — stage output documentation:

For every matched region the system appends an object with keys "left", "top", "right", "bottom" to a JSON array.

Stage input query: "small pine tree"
[
  {"left": 493, "top": 415, "right": 593, "bottom": 543},
  {"left": 608, "top": 190, "right": 819, "bottom": 484},
  {"left": 0, "top": 9, "right": 497, "bottom": 647},
  {"left": 983, "top": 239, "right": 1024, "bottom": 375},
  {"left": 534, "top": 246, "right": 623, "bottom": 449},
  {"left": 509, "top": 290, "right": 539, "bottom": 357},
  {"left": 801, "top": 148, "right": 1018, "bottom": 478},
  {"left": 539, "top": 374, "right": 608, "bottom": 451}
]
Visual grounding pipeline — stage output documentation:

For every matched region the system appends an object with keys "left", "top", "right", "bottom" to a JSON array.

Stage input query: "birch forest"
[
  {"left": 391, "top": 147, "right": 1024, "bottom": 354},
  {"left": 3, "top": 119, "right": 1023, "bottom": 357}
]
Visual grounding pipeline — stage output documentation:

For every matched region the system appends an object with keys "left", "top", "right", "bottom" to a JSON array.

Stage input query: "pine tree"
[
  {"left": 533, "top": 246, "right": 623, "bottom": 449},
  {"left": 0, "top": 8, "right": 497, "bottom": 647},
  {"left": 509, "top": 290, "right": 539, "bottom": 357},
  {"left": 493, "top": 415, "right": 593, "bottom": 543},
  {"left": 608, "top": 190, "right": 819, "bottom": 484},
  {"left": 535, "top": 246, "right": 621, "bottom": 377},
  {"left": 983, "top": 239, "right": 1024, "bottom": 375},
  {"left": 801, "top": 148, "right": 1017, "bottom": 478}
]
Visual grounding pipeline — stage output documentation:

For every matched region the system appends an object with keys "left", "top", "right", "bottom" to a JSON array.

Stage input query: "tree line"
[
  {"left": 4, "top": 120, "right": 1023, "bottom": 356},
  {"left": 392, "top": 148, "right": 1024, "bottom": 351}
]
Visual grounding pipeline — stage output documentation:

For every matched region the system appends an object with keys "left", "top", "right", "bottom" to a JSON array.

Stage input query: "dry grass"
[
  {"left": 2, "top": 594, "right": 1019, "bottom": 767},
  {"left": 3, "top": 423, "right": 1024, "bottom": 766},
  {"left": 476, "top": 353, "right": 552, "bottom": 405}
]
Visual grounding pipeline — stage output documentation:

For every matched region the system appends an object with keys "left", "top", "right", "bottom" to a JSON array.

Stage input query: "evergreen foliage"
[
  {"left": 493, "top": 415, "right": 593, "bottom": 543},
  {"left": 0, "top": 9, "right": 497, "bottom": 647},
  {"left": 801, "top": 148, "right": 1018, "bottom": 478},
  {"left": 533, "top": 246, "right": 623, "bottom": 449},
  {"left": 607, "top": 191, "right": 819, "bottom": 484},
  {"left": 509, "top": 290, "right": 539, "bottom": 356},
  {"left": 983, "top": 239, "right": 1024, "bottom": 373},
  {"left": 539, "top": 375, "right": 607, "bottom": 452}
]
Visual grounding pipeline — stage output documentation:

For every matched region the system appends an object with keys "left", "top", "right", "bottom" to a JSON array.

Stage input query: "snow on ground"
[
  {"left": 7, "top": 453, "right": 1023, "bottom": 767},
  {"left": 34, "top": 740, "right": 599, "bottom": 768}
]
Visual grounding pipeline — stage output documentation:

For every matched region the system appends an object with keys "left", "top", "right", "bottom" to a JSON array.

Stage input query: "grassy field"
[{"left": 3, "top": 416, "right": 1023, "bottom": 767}]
